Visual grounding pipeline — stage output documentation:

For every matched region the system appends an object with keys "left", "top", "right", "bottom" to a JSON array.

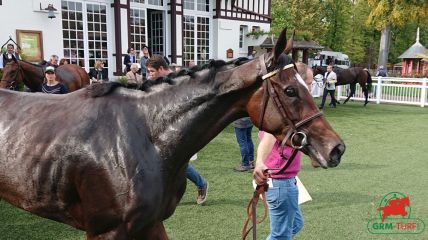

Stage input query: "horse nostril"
[{"left": 328, "top": 143, "right": 346, "bottom": 167}]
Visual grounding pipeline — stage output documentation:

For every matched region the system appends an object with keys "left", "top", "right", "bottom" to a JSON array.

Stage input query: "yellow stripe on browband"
[{"left": 262, "top": 64, "right": 295, "bottom": 80}]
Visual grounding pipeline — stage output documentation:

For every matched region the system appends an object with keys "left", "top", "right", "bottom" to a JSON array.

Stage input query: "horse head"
[
  {"left": 0, "top": 59, "right": 23, "bottom": 90},
  {"left": 312, "top": 65, "right": 326, "bottom": 76},
  {"left": 236, "top": 28, "right": 345, "bottom": 168}
]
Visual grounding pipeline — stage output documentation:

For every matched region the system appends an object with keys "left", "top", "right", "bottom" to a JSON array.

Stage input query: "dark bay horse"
[
  {"left": 313, "top": 66, "right": 372, "bottom": 106},
  {"left": 0, "top": 59, "right": 90, "bottom": 92},
  {"left": 0, "top": 28, "right": 345, "bottom": 239}
]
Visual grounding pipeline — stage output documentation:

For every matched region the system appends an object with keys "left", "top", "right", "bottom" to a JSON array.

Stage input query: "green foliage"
[
  {"left": 321, "top": 0, "right": 353, "bottom": 52},
  {"left": 271, "top": 0, "right": 326, "bottom": 43},
  {"left": 117, "top": 75, "right": 128, "bottom": 85},
  {"left": 245, "top": 30, "right": 272, "bottom": 39},
  {"left": 1, "top": 102, "right": 428, "bottom": 239},
  {"left": 367, "top": 0, "right": 428, "bottom": 29}
]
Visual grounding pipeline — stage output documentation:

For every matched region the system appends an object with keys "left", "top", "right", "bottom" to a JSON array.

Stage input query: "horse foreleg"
[{"left": 136, "top": 222, "right": 169, "bottom": 240}]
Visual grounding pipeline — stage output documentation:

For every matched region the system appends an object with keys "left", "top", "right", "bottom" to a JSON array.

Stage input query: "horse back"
[{"left": 56, "top": 65, "right": 90, "bottom": 92}]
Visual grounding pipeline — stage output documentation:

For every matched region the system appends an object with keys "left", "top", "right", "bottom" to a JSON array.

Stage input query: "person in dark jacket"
[
  {"left": 2, "top": 44, "right": 21, "bottom": 67},
  {"left": 123, "top": 47, "right": 136, "bottom": 72}
]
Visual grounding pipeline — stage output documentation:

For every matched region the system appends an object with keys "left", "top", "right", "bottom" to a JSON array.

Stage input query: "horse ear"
[
  {"left": 273, "top": 28, "right": 287, "bottom": 62},
  {"left": 283, "top": 30, "right": 295, "bottom": 55}
]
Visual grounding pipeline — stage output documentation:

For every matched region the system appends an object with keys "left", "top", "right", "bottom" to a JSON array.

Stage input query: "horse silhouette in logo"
[{"left": 377, "top": 196, "right": 410, "bottom": 222}]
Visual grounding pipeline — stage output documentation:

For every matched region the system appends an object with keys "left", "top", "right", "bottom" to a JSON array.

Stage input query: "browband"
[{"left": 261, "top": 64, "right": 294, "bottom": 80}]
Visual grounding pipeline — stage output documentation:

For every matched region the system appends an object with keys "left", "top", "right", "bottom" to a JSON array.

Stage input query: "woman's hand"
[{"left": 253, "top": 161, "right": 269, "bottom": 185}]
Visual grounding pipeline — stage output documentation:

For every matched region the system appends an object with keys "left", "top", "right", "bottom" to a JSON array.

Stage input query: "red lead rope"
[{"left": 241, "top": 184, "right": 268, "bottom": 240}]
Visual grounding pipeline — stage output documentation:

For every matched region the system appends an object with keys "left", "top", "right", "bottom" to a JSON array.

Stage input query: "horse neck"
[
  {"left": 142, "top": 65, "right": 259, "bottom": 164},
  {"left": 20, "top": 61, "right": 44, "bottom": 91}
]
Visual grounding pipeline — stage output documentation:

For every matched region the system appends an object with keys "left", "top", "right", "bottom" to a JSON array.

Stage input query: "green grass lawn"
[{"left": 1, "top": 101, "right": 428, "bottom": 239}]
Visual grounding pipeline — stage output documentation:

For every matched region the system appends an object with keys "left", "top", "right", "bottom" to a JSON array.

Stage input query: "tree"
[
  {"left": 367, "top": 0, "right": 428, "bottom": 67},
  {"left": 341, "top": 0, "right": 374, "bottom": 65},
  {"left": 321, "top": 0, "right": 352, "bottom": 51},
  {"left": 271, "top": 0, "right": 325, "bottom": 42}
]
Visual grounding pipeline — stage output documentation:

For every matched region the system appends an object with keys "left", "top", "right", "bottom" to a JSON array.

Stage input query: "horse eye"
[{"left": 284, "top": 87, "right": 297, "bottom": 97}]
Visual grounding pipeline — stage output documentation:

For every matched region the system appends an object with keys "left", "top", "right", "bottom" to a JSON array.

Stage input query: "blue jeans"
[
  {"left": 265, "top": 178, "right": 304, "bottom": 240},
  {"left": 186, "top": 164, "right": 206, "bottom": 189},
  {"left": 319, "top": 88, "right": 337, "bottom": 108},
  {"left": 234, "top": 126, "right": 254, "bottom": 166}
]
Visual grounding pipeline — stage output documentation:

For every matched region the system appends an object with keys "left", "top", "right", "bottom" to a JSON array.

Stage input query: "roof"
[
  {"left": 398, "top": 27, "right": 428, "bottom": 59},
  {"left": 260, "top": 36, "right": 324, "bottom": 50},
  {"left": 398, "top": 42, "right": 428, "bottom": 59},
  {"left": 320, "top": 50, "right": 349, "bottom": 60}
]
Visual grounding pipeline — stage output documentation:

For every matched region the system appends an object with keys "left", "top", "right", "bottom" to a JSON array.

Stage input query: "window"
[
  {"left": 86, "top": 3, "right": 108, "bottom": 70},
  {"left": 131, "top": 0, "right": 144, "bottom": 3},
  {"left": 148, "top": 0, "right": 162, "bottom": 6},
  {"left": 130, "top": 9, "right": 146, "bottom": 55},
  {"left": 252, "top": 26, "right": 260, "bottom": 33},
  {"left": 183, "top": 0, "right": 209, "bottom": 11},
  {"left": 183, "top": 16, "right": 195, "bottom": 67},
  {"left": 61, "top": 1, "right": 85, "bottom": 67},
  {"left": 239, "top": 25, "right": 246, "bottom": 49},
  {"left": 183, "top": 15, "right": 209, "bottom": 66},
  {"left": 61, "top": 1, "right": 109, "bottom": 71}
]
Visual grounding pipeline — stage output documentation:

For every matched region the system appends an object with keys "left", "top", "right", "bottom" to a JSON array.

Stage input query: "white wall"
[
  {"left": 213, "top": 19, "right": 270, "bottom": 61},
  {"left": 0, "top": 0, "right": 63, "bottom": 62}
]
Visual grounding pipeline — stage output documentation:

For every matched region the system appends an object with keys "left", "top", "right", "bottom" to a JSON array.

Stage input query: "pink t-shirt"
[{"left": 259, "top": 131, "right": 301, "bottom": 179}]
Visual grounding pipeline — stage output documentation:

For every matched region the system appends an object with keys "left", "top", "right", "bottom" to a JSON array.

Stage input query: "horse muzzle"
[{"left": 302, "top": 141, "right": 345, "bottom": 169}]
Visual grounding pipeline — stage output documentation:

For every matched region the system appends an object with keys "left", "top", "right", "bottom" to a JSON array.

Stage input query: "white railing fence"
[{"left": 312, "top": 77, "right": 428, "bottom": 107}]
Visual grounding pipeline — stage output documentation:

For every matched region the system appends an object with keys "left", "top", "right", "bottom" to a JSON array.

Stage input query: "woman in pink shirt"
[{"left": 253, "top": 131, "right": 303, "bottom": 240}]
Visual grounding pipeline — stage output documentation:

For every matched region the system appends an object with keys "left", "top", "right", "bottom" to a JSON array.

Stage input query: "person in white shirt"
[{"left": 319, "top": 65, "right": 338, "bottom": 109}]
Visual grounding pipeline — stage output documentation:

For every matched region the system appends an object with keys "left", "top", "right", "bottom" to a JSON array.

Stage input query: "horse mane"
[
  {"left": 87, "top": 82, "right": 123, "bottom": 97},
  {"left": 88, "top": 57, "right": 251, "bottom": 98},
  {"left": 18, "top": 60, "right": 45, "bottom": 69}
]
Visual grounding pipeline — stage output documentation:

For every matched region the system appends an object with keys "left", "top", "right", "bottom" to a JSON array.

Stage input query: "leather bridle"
[
  {"left": 242, "top": 55, "right": 324, "bottom": 240},
  {"left": 257, "top": 55, "right": 323, "bottom": 166},
  {"left": 1, "top": 61, "right": 23, "bottom": 90}
]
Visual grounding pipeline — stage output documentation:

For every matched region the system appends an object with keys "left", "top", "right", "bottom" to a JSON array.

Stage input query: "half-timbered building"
[{"left": 0, "top": 0, "right": 271, "bottom": 77}]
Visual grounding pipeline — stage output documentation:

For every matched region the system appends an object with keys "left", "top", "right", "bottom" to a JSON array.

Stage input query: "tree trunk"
[{"left": 378, "top": 24, "right": 391, "bottom": 68}]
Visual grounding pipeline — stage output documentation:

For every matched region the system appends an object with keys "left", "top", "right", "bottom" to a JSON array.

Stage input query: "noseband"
[{"left": 257, "top": 56, "right": 323, "bottom": 173}]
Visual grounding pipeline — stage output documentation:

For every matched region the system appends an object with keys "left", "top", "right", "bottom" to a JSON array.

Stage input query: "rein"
[{"left": 242, "top": 56, "right": 323, "bottom": 240}]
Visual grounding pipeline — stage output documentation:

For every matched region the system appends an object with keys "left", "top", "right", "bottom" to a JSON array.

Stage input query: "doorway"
[{"left": 147, "top": 9, "right": 164, "bottom": 56}]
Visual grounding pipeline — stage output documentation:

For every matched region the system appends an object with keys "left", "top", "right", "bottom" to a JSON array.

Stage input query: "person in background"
[
  {"left": 89, "top": 60, "right": 108, "bottom": 83},
  {"left": 40, "top": 55, "right": 59, "bottom": 68},
  {"left": 146, "top": 54, "right": 173, "bottom": 80},
  {"left": 59, "top": 58, "right": 69, "bottom": 66},
  {"left": 233, "top": 117, "right": 255, "bottom": 172},
  {"left": 124, "top": 47, "right": 136, "bottom": 72},
  {"left": 248, "top": 49, "right": 257, "bottom": 59},
  {"left": 41, "top": 66, "right": 68, "bottom": 94},
  {"left": 139, "top": 45, "right": 150, "bottom": 80},
  {"left": 169, "top": 63, "right": 182, "bottom": 72},
  {"left": 318, "top": 64, "right": 337, "bottom": 109},
  {"left": 126, "top": 63, "right": 143, "bottom": 89},
  {"left": 145, "top": 54, "right": 209, "bottom": 204},
  {"left": 376, "top": 65, "right": 387, "bottom": 77},
  {"left": 2, "top": 44, "right": 21, "bottom": 67},
  {"left": 188, "top": 60, "right": 196, "bottom": 68}
]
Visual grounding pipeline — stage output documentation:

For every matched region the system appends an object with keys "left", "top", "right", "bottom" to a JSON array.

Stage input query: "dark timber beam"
[
  {"left": 111, "top": 0, "right": 128, "bottom": 76},
  {"left": 170, "top": 0, "right": 177, "bottom": 63}
]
